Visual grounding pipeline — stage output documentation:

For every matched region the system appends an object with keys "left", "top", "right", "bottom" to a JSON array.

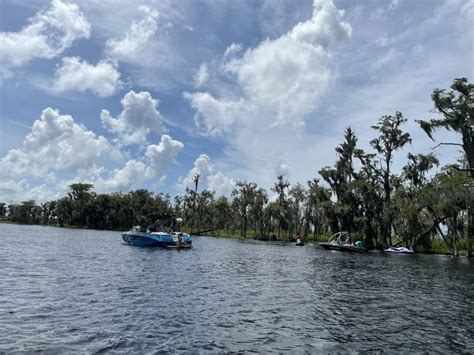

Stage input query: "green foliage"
[
  {"left": 0, "top": 203, "right": 7, "bottom": 219},
  {"left": 2, "top": 78, "right": 472, "bottom": 256},
  {"left": 417, "top": 77, "right": 474, "bottom": 177}
]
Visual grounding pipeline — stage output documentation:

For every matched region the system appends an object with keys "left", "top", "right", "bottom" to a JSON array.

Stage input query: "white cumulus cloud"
[
  {"left": 146, "top": 135, "right": 184, "bottom": 178},
  {"left": 224, "top": 0, "right": 351, "bottom": 125},
  {"left": 207, "top": 172, "right": 236, "bottom": 198},
  {"left": 177, "top": 154, "right": 235, "bottom": 197},
  {"left": 96, "top": 135, "right": 184, "bottom": 192},
  {"left": 183, "top": 0, "right": 352, "bottom": 190},
  {"left": 101, "top": 90, "right": 166, "bottom": 145},
  {"left": 183, "top": 92, "right": 247, "bottom": 136},
  {"left": 52, "top": 57, "right": 122, "bottom": 97},
  {"left": 0, "top": 107, "right": 115, "bottom": 180},
  {"left": 187, "top": 0, "right": 352, "bottom": 137},
  {"left": 101, "top": 160, "right": 147, "bottom": 192},
  {"left": 0, "top": 0, "right": 90, "bottom": 78},
  {"left": 0, "top": 109, "right": 184, "bottom": 201}
]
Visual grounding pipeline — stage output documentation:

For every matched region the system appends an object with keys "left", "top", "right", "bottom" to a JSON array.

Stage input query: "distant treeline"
[{"left": 1, "top": 78, "right": 473, "bottom": 256}]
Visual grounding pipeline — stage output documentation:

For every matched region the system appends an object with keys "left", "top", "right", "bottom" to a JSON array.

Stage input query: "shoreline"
[{"left": 0, "top": 221, "right": 467, "bottom": 257}]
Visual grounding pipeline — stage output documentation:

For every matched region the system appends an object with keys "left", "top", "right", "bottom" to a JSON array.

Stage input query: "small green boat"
[{"left": 296, "top": 238, "right": 305, "bottom": 246}]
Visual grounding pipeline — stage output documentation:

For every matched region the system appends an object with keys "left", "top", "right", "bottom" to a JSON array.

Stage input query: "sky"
[{"left": 0, "top": 0, "right": 472, "bottom": 203}]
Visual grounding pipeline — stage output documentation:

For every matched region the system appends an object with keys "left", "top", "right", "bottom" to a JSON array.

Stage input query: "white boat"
[
  {"left": 319, "top": 232, "right": 368, "bottom": 253},
  {"left": 385, "top": 246, "right": 414, "bottom": 254}
]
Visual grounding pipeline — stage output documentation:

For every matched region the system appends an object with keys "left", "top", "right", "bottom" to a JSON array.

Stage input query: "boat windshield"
[{"left": 329, "top": 231, "right": 350, "bottom": 245}]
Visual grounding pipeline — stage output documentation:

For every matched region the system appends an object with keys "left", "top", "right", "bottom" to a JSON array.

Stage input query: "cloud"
[
  {"left": 0, "top": 179, "right": 60, "bottom": 203},
  {"left": 0, "top": 0, "right": 90, "bottom": 78},
  {"left": 183, "top": 92, "right": 247, "bottom": 136},
  {"left": 369, "top": 47, "right": 400, "bottom": 73},
  {"left": 183, "top": 0, "right": 352, "bottom": 189},
  {"left": 106, "top": 5, "right": 159, "bottom": 60},
  {"left": 207, "top": 172, "right": 236, "bottom": 198},
  {"left": 274, "top": 160, "right": 290, "bottom": 178},
  {"left": 187, "top": 0, "right": 352, "bottom": 137},
  {"left": 146, "top": 135, "right": 184, "bottom": 178},
  {"left": 52, "top": 57, "right": 122, "bottom": 97},
  {"left": 370, "top": 0, "right": 401, "bottom": 20},
  {"left": 177, "top": 154, "right": 235, "bottom": 197},
  {"left": 101, "top": 90, "right": 166, "bottom": 145},
  {"left": 460, "top": 0, "right": 474, "bottom": 17},
  {"left": 0, "top": 107, "right": 115, "bottom": 181},
  {"left": 178, "top": 154, "right": 213, "bottom": 189},
  {"left": 223, "top": 42, "right": 243, "bottom": 61},
  {"left": 0, "top": 108, "right": 184, "bottom": 201},
  {"left": 194, "top": 63, "right": 209, "bottom": 87},
  {"left": 225, "top": 0, "right": 350, "bottom": 124},
  {"left": 101, "top": 160, "right": 147, "bottom": 192},
  {"left": 97, "top": 134, "right": 184, "bottom": 192},
  {"left": 388, "top": 0, "right": 401, "bottom": 13}
]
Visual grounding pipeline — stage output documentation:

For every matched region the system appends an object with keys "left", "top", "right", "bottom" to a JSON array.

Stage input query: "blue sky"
[{"left": 0, "top": 0, "right": 472, "bottom": 202}]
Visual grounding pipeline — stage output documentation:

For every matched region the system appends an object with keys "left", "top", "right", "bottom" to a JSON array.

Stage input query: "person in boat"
[
  {"left": 148, "top": 219, "right": 161, "bottom": 232},
  {"left": 177, "top": 233, "right": 184, "bottom": 246},
  {"left": 344, "top": 235, "right": 353, "bottom": 246}
]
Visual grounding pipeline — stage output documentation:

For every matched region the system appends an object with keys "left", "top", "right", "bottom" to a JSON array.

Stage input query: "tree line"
[{"left": 1, "top": 78, "right": 472, "bottom": 256}]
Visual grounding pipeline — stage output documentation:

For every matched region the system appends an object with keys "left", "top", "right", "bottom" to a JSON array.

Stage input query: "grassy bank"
[{"left": 188, "top": 228, "right": 463, "bottom": 255}]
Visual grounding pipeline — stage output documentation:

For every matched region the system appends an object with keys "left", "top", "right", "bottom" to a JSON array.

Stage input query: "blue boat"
[{"left": 122, "top": 228, "right": 192, "bottom": 248}]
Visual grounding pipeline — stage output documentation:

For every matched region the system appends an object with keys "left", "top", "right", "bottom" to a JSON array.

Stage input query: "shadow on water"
[{"left": 0, "top": 224, "right": 473, "bottom": 353}]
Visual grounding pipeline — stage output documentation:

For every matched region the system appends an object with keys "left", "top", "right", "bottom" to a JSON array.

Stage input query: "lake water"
[{"left": 1, "top": 224, "right": 473, "bottom": 353}]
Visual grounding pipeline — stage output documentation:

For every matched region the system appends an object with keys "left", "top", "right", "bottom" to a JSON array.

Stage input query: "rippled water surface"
[{"left": 1, "top": 224, "right": 473, "bottom": 353}]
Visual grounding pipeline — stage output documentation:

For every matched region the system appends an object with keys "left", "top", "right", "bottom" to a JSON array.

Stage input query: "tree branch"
[
  {"left": 432, "top": 142, "right": 463, "bottom": 149},
  {"left": 453, "top": 166, "right": 474, "bottom": 173},
  {"left": 361, "top": 157, "right": 385, "bottom": 180},
  {"left": 436, "top": 105, "right": 455, "bottom": 121}
]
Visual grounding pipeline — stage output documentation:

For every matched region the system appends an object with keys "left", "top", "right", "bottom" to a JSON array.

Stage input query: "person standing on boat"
[
  {"left": 171, "top": 217, "right": 177, "bottom": 232},
  {"left": 155, "top": 219, "right": 161, "bottom": 232},
  {"left": 175, "top": 217, "right": 183, "bottom": 232}
]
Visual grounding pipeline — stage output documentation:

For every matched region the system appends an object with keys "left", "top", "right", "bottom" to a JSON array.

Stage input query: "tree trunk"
[
  {"left": 468, "top": 205, "right": 473, "bottom": 258},
  {"left": 243, "top": 214, "right": 247, "bottom": 238},
  {"left": 196, "top": 210, "right": 201, "bottom": 235},
  {"left": 303, "top": 217, "right": 309, "bottom": 239},
  {"left": 365, "top": 217, "right": 375, "bottom": 250},
  {"left": 461, "top": 126, "right": 474, "bottom": 178}
]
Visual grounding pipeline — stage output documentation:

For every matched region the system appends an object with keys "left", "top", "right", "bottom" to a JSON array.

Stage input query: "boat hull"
[
  {"left": 121, "top": 231, "right": 192, "bottom": 247},
  {"left": 385, "top": 246, "right": 414, "bottom": 254},
  {"left": 319, "top": 242, "right": 368, "bottom": 253}
]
